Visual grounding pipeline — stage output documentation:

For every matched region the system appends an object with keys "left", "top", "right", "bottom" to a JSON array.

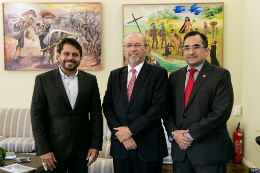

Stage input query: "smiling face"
[
  {"left": 183, "top": 35, "right": 210, "bottom": 68},
  {"left": 57, "top": 44, "right": 82, "bottom": 73},
  {"left": 124, "top": 34, "right": 146, "bottom": 68}
]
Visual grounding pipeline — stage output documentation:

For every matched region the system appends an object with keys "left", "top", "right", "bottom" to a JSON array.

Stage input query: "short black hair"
[
  {"left": 183, "top": 31, "right": 208, "bottom": 48},
  {"left": 57, "top": 38, "right": 82, "bottom": 57}
]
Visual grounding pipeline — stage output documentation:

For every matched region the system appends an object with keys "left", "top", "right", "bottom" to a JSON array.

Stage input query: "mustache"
[
  {"left": 186, "top": 56, "right": 197, "bottom": 58},
  {"left": 128, "top": 52, "right": 139, "bottom": 56},
  {"left": 64, "top": 60, "right": 77, "bottom": 63}
]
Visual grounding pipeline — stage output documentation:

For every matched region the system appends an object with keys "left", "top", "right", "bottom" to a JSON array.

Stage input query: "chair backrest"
[{"left": 0, "top": 108, "right": 33, "bottom": 138}]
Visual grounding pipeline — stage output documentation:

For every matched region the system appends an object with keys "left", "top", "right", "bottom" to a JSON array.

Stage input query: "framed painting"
[
  {"left": 3, "top": 2, "right": 102, "bottom": 70},
  {"left": 123, "top": 3, "right": 224, "bottom": 71}
]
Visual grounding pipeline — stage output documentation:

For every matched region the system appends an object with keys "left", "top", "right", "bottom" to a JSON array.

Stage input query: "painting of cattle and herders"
[
  {"left": 123, "top": 3, "right": 224, "bottom": 71},
  {"left": 3, "top": 3, "right": 102, "bottom": 70}
]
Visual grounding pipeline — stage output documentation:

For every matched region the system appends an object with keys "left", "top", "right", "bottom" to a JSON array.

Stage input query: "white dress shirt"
[
  {"left": 127, "top": 62, "right": 144, "bottom": 88},
  {"left": 59, "top": 68, "right": 79, "bottom": 109}
]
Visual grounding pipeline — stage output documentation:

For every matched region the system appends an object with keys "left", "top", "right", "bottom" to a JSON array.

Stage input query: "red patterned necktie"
[
  {"left": 127, "top": 69, "right": 136, "bottom": 102},
  {"left": 184, "top": 69, "right": 197, "bottom": 108}
]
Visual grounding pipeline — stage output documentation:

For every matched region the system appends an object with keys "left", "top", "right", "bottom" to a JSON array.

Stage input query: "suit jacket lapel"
[
  {"left": 178, "top": 67, "right": 187, "bottom": 112},
  {"left": 51, "top": 69, "right": 71, "bottom": 108},
  {"left": 73, "top": 71, "right": 85, "bottom": 111},
  {"left": 185, "top": 61, "right": 212, "bottom": 109},
  {"left": 120, "top": 67, "right": 128, "bottom": 108},
  {"left": 128, "top": 62, "right": 149, "bottom": 108}
]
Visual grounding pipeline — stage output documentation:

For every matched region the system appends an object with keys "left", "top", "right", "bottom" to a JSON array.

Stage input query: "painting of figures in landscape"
[
  {"left": 123, "top": 3, "right": 223, "bottom": 71},
  {"left": 3, "top": 3, "right": 102, "bottom": 70}
]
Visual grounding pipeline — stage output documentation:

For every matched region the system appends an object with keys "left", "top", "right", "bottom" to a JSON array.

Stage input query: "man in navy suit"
[
  {"left": 163, "top": 31, "right": 236, "bottom": 173},
  {"left": 31, "top": 38, "right": 103, "bottom": 173},
  {"left": 103, "top": 32, "right": 168, "bottom": 173}
]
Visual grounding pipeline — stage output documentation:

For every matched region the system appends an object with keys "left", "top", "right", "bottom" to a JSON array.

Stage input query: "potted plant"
[{"left": 0, "top": 147, "right": 6, "bottom": 163}]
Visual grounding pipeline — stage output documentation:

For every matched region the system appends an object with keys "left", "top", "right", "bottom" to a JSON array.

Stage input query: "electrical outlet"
[{"left": 234, "top": 106, "right": 242, "bottom": 116}]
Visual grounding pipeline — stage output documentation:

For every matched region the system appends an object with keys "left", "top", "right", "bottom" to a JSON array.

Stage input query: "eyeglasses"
[
  {"left": 182, "top": 45, "right": 206, "bottom": 52},
  {"left": 123, "top": 44, "right": 143, "bottom": 49}
]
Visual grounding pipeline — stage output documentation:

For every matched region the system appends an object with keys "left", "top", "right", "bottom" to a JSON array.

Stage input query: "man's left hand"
[
  {"left": 179, "top": 133, "right": 193, "bottom": 150},
  {"left": 86, "top": 149, "right": 99, "bottom": 167},
  {"left": 114, "top": 127, "right": 132, "bottom": 142},
  {"left": 123, "top": 137, "right": 137, "bottom": 150}
]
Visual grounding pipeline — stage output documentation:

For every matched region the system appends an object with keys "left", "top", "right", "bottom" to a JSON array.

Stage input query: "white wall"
[
  {"left": 1, "top": 0, "right": 257, "bottom": 168},
  {"left": 241, "top": 0, "right": 260, "bottom": 168}
]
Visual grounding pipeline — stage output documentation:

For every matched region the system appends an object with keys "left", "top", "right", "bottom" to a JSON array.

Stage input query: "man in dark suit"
[
  {"left": 31, "top": 38, "right": 103, "bottom": 173},
  {"left": 102, "top": 32, "right": 168, "bottom": 173},
  {"left": 163, "top": 31, "right": 236, "bottom": 173}
]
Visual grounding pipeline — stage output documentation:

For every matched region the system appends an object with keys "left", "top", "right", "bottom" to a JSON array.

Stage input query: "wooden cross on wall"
[{"left": 127, "top": 13, "right": 143, "bottom": 33}]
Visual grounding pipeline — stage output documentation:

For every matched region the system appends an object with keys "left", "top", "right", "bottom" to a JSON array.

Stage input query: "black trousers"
[
  {"left": 113, "top": 150, "right": 163, "bottom": 173},
  {"left": 173, "top": 154, "right": 226, "bottom": 173},
  {"left": 45, "top": 147, "right": 88, "bottom": 173}
]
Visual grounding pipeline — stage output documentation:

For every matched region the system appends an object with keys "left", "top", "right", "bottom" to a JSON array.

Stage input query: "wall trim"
[{"left": 243, "top": 157, "right": 255, "bottom": 168}]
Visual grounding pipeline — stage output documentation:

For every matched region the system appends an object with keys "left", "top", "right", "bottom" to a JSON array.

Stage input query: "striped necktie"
[{"left": 127, "top": 69, "right": 136, "bottom": 102}]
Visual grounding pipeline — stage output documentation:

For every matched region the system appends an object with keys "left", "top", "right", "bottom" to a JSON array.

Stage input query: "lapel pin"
[{"left": 203, "top": 75, "right": 206, "bottom": 77}]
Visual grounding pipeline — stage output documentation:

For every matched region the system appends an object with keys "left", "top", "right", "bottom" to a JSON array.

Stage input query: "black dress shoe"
[{"left": 255, "top": 136, "right": 260, "bottom": 146}]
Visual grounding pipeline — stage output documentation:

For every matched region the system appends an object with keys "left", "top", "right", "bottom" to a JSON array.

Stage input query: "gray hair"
[{"left": 122, "top": 32, "right": 148, "bottom": 47}]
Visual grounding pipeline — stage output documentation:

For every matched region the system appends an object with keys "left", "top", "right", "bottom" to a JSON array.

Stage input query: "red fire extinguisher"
[{"left": 233, "top": 122, "right": 243, "bottom": 162}]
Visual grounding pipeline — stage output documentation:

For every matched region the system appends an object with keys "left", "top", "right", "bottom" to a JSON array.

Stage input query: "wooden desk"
[{"left": 0, "top": 153, "right": 44, "bottom": 173}]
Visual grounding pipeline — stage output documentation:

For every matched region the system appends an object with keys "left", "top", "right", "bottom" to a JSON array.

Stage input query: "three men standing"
[
  {"left": 163, "top": 31, "right": 235, "bottom": 173},
  {"left": 31, "top": 31, "right": 235, "bottom": 173},
  {"left": 31, "top": 38, "right": 103, "bottom": 173},
  {"left": 103, "top": 32, "right": 168, "bottom": 173}
]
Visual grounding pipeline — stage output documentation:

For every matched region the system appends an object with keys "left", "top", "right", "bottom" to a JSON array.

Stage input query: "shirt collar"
[
  {"left": 128, "top": 62, "right": 144, "bottom": 73},
  {"left": 59, "top": 67, "right": 78, "bottom": 79},
  {"left": 187, "top": 61, "right": 205, "bottom": 72}
]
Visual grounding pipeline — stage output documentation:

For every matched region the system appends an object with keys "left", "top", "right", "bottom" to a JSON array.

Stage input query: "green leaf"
[
  {"left": 0, "top": 155, "right": 3, "bottom": 163},
  {"left": 0, "top": 147, "right": 6, "bottom": 161}
]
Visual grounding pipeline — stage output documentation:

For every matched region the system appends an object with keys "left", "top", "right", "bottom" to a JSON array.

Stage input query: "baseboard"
[
  {"left": 163, "top": 157, "right": 253, "bottom": 167},
  {"left": 243, "top": 157, "right": 255, "bottom": 168}
]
